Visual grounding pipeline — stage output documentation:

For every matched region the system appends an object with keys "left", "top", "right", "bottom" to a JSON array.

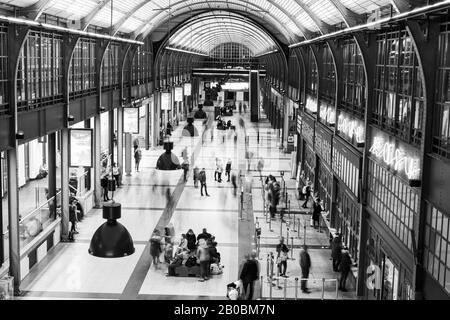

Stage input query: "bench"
[{"left": 173, "top": 265, "right": 201, "bottom": 277}]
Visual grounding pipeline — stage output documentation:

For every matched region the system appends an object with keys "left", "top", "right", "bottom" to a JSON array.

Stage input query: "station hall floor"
[{"left": 16, "top": 107, "right": 356, "bottom": 300}]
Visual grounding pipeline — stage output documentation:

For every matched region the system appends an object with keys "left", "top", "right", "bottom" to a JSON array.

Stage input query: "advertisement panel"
[
  {"left": 184, "top": 83, "right": 191, "bottom": 96},
  {"left": 175, "top": 87, "right": 183, "bottom": 102},
  {"left": 161, "top": 92, "right": 171, "bottom": 111},
  {"left": 236, "top": 91, "right": 244, "bottom": 101},
  {"left": 123, "top": 107, "right": 139, "bottom": 134},
  {"left": 69, "top": 129, "right": 93, "bottom": 168}
]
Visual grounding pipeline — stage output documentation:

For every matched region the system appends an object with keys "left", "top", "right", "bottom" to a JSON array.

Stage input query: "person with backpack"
[
  {"left": 134, "top": 146, "right": 142, "bottom": 172},
  {"left": 199, "top": 168, "right": 210, "bottom": 196}
]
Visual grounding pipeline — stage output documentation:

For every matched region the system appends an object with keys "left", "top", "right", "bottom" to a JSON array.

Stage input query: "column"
[
  {"left": 249, "top": 70, "right": 260, "bottom": 122},
  {"left": 47, "top": 133, "right": 57, "bottom": 219},
  {"left": 283, "top": 98, "right": 289, "bottom": 150},
  {"left": 60, "top": 128, "right": 70, "bottom": 241},
  {"left": 144, "top": 101, "right": 150, "bottom": 150},
  {"left": 117, "top": 107, "right": 124, "bottom": 172},
  {"left": 7, "top": 148, "right": 20, "bottom": 293},
  {"left": 109, "top": 109, "right": 114, "bottom": 163},
  {"left": 93, "top": 115, "right": 102, "bottom": 208}
]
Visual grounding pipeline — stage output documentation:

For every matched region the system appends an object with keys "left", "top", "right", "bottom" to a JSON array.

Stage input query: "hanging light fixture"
[{"left": 89, "top": 0, "right": 135, "bottom": 258}]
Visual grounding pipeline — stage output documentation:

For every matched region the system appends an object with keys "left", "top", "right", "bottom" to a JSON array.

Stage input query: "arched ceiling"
[
  {"left": 166, "top": 12, "right": 278, "bottom": 56},
  {"left": 2, "top": 0, "right": 432, "bottom": 47}
]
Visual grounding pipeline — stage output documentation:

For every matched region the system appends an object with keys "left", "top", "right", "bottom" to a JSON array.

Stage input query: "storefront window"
[
  {"left": 101, "top": 43, "right": 120, "bottom": 90},
  {"left": 303, "top": 143, "right": 315, "bottom": 184},
  {"left": 319, "top": 43, "right": 336, "bottom": 103},
  {"left": 423, "top": 202, "right": 450, "bottom": 294},
  {"left": 306, "top": 47, "right": 318, "bottom": 97},
  {"left": 317, "top": 161, "right": 332, "bottom": 212},
  {"left": 367, "top": 159, "right": 419, "bottom": 251},
  {"left": 69, "top": 38, "right": 96, "bottom": 99}
]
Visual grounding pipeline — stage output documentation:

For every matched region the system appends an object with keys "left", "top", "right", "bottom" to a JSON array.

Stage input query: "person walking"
[
  {"left": 217, "top": 159, "right": 223, "bottom": 183},
  {"left": 193, "top": 166, "right": 200, "bottom": 188},
  {"left": 331, "top": 233, "right": 343, "bottom": 272},
  {"left": 197, "top": 239, "right": 211, "bottom": 282},
  {"left": 68, "top": 200, "right": 78, "bottom": 241},
  {"left": 181, "top": 158, "right": 190, "bottom": 182},
  {"left": 339, "top": 247, "right": 352, "bottom": 292},
  {"left": 150, "top": 229, "right": 163, "bottom": 269},
  {"left": 133, "top": 137, "right": 139, "bottom": 152},
  {"left": 239, "top": 253, "right": 259, "bottom": 300},
  {"left": 134, "top": 146, "right": 142, "bottom": 172},
  {"left": 101, "top": 174, "right": 110, "bottom": 201},
  {"left": 231, "top": 172, "right": 238, "bottom": 196},
  {"left": 225, "top": 159, "right": 232, "bottom": 182},
  {"left": 199, "top": 168, "right": 210, "bottom": 196},
  {"left": 302, "top": 181, "right": 312, "bottom": 208},
  {"left": 276, "top": 237, "right": 289, "bottom": 277},
  {"left": 299, "top": 245, "right": 311, "bottom": 293}
]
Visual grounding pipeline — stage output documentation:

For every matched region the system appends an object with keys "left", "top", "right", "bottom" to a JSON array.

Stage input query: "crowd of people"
[{"left": 149, "top": 227, "right": 222, "bottom": 281}]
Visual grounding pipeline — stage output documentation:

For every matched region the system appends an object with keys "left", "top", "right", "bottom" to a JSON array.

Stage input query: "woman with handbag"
[{"left": 276, "top": 237, "right": 289, "bottom": 277}]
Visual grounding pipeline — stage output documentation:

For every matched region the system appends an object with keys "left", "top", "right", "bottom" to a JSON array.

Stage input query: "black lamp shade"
[{"left": 88, "top": 202, "right": 135, "bottom": 258}]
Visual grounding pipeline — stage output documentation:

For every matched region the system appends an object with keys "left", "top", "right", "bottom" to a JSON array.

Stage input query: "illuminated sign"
[
  {"left": 69, "top": 129, "right": 93, "bottom": 168},
  {"left": 319, "top": 102, "right": 336, "bottom": 125},
  {"left": 337, "top": 114, "right": 365, "bottom": 146},
  {"left": 305, "top": 97, "right": 317, "bottom": 113},
  {"left": 123, "top": 108, "right": 139, "bottom": 134},
  {"left": 236, "top": 91, "right": 244, "bottom": 101},
  {"left": 369, "top": 136, "right": 421, "bottom": 180},
  {"left": 174, "top": 87, "right": 183, "bottom": 102},
  {"left": 161, "top": 92, "right": 171, "bottom": 110},
  {"left": 184, "top": 83, "right": 191, "bottom": 96}
]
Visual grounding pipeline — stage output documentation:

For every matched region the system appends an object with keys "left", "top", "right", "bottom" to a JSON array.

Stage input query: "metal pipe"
[
  {"left": 283, "top": 278, "right": 287, "bottom": 300},
  {"left": 322, "top": 278, "right": 325, "bottom": 300},
  {"left": 290, "top": 237, "right": 295, "bottom": 260}
]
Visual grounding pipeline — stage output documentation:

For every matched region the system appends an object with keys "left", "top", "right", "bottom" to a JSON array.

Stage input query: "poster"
[
  {"left": 184, "top": 83, "right": 191, "bottom": 96},
  {"left": 161, "top": 92, "right": 171, "bottom": 110},
  {"left": 123, "top": 107, "right": 139, "bottom": 134},
  {"left": 175, "top": 87, "right": 183, "bottom": 102},
  {"left": 236, "top": 91, "right": 244, "bottom": 101},
  {"left": 69, "top": 129, "right": 93, "bottom": 168}
]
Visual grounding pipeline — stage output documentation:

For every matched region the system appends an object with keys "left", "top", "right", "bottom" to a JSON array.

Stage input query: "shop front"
[
  {"left": 331, "top": 136, "right": 362, "bottom": 262},
  {"left": 314, "top": 122, "right": 333, "bottom": 212},
  {"left": 300, "top": 111, "right": 315, "bottom": 188}
]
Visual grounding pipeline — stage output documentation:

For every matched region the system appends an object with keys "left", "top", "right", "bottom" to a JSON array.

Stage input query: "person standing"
[
  {"left": 197, "top": 239, "right": 210, "bottom": 282},
  {"left": 150, "top": 229, "right": 163, "bottom": 269},
  {"left": 193, "top": 166, "right": 200, "bottom": 188},
  {"left": 181, "top": 158, "right": 190, "bottom": 182},
  {"left": 225, "top": 159, "right": 232, "bottom": 182},
  {"left": 112, "top": 162, "right": 121, "bottom": 188},
  {"left": 339, "top": 247, "right": 352, "bottom": 292},
  {"left": 101, "top": 174, "right": 110, "bottom": 201},
  {"left": 133, "top": 137, "right": 139, "bottom": 152},
  {"left": 299, "top": 245, "right": 311, "bottom": 293},
  {"left": 239, "top": 253, "right": 259, "bottom": 300},
  {"left": 312, "top": 198, "right": 323, "bottom": 230},
  {"left": 199, "top": 168, "right": 210, "bottom": 196},
  {"left": 276, "top": 237, "right": 289, "bottom": 277},
  {"left": 231, "top": 172, "right": 237, "bottom": 196},
  {"left": 331, "top": 234, "right": 343, "bottom": 272},
  {"left": 185, "top": 229, "right": 197, "bottom": 252},
  {"left": 217, "top": 159, "right": 223, "bottom": 183},
  {"left": 68, "top": 200, "right": 78, "bottom": 241},
  {"left": 134, "top": 146, "right": 142, "bottom": 172}
]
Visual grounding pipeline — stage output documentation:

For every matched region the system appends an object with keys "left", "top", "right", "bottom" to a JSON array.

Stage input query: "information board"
[
  {"left": 161, "top": 92, "right": 171, "bottom": 110},
  {"left": 69, "top": 129, "right": 93, "bottom": 168},
  {"left": 175, "top": 87, "right": 183, "bottom": 102},
  {"left": 123, "top": 108, "right": 139, "bottom": 134},
  {"left": 184, "top": 83, "right": 191, "bottom": 96}
]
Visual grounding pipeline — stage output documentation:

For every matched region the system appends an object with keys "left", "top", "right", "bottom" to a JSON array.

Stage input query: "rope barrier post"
[
  {"left": 322, "top": 278, "right": 325, "bottom": 300},
  {"left": 260, "top": 276, "right": 263, "bottom": 300},
  {"left": 336, "top": 279, "right": 339, "bottom": 300},
  {"left": 288, "top": 199, "right": 291, "bottom": 219},
  {"left": 240, "top": 187, "right": 244, "bottom": 220},
  {"left": 283, "top": 278, "right": 287, "bottom": 300},
  {"left": 295, "top": 277, "right": 299, "bottom": 300},
  {"left": 279, "top": 217, "right": 283, "bottom": 238},
  {"left": 293, "top": 213, "right": 296, "bottom": 232},
  {"left": 269, "top": 207, "right": 273, "bottom": 232},
  {"left": 297, "top": 218, "right": 301, "bottom": 239},
  {"left": 304, "top": 224, "right": 307, "bottom": 246}
]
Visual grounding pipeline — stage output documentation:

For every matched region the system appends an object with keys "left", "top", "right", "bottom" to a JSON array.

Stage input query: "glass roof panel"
[
  {"left": 42, "top": 0, "right": 99, "bottom": 21},
  {"left": 339, "top": 0, "right": 392, "bottom": 15},
  {"left": 304, "top": 0, "right": 344, "bottom": 25},
  {"left": 1, "top": 0, "right": 37, "bottom": 7}
]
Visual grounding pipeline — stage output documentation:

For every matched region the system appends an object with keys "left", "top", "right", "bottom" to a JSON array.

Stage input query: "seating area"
[{"left": 166, "top": 228, "right": 223, "bottom": 278}]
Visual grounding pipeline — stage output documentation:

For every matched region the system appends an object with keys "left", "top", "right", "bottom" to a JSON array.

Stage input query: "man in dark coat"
[
  {"left": 312, "top": 198, "right": 322, "bottom": 229},
  {"left": 199, "top": 168, "right": 210, "bottom": 196},
  {"left": 331, "top": 234, "right": 343, "bottom": 272},
  {"left": 339, "top": 248, "right": 352, "bottom": 291},
  {"left": 239, "top": 254, "right": 259, "bottom": 300},
  {"left": 197, "top": 228, "right": 212, "bottom": 241},
  {"left": 299, "top": 245, "right": 311, "bottom": 293}
]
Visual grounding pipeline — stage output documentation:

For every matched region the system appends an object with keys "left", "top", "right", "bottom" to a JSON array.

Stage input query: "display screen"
[
  {"left": 69, "top": 129, "right": 93, "bottom": 168},
  {"left": 161, "top": 92, "right": 171, "bottom": 110},
  {"left": 123, "top": 107, "right": 139, "bottom": 134}
]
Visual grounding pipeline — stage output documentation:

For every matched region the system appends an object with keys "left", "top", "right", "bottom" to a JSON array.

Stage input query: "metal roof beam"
[
  {"left": 80, "top": 0, "right": 111, "bottom": 31},
  {"left": 290, "top": 0, "right": 333, "bottom": 34},
  {"left": 16, "top": 0, "right": 52, "bottom": 21}
]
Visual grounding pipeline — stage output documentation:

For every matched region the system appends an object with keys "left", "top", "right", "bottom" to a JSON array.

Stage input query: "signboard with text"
[
  {"left": 175, "top": 87, "right": 183, "bottom": 102},
  {"left": 161, "top": 92, "right": 171, "bottom": 110},
  {"left": 184, "top": 83, "right": 191, "bottom": 96},
  {"left": 123, "top": 108, "right": 139, "bottom": 134},
  {"left": 69, "top": 129, "right": 93, "bottom": 168}
]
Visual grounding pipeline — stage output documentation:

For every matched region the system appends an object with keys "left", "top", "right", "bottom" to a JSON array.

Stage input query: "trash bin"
[{"left": 0, "top": 276, "right": 14, "bottom": 300}]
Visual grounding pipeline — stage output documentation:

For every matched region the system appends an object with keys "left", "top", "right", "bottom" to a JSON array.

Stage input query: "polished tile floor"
[{"left": 17, "top": 107, "right": 354, "bottom": 300}]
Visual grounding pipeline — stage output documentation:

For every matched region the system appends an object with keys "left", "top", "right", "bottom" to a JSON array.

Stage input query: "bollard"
[
  {"left": 283, "top": 278, "right": 287, "bottom": 300},
  {"left": 322, "top": 278, "right": 325, "bottom": 300},
  {"left": 290, "top": 237, "right": 295, "bottom": 260},
  {"left": 336, "top": 279, "right": 339, "bottom": 300},
  {"left": 295, "top": 278, "right": 299, "bottom": 300}
]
